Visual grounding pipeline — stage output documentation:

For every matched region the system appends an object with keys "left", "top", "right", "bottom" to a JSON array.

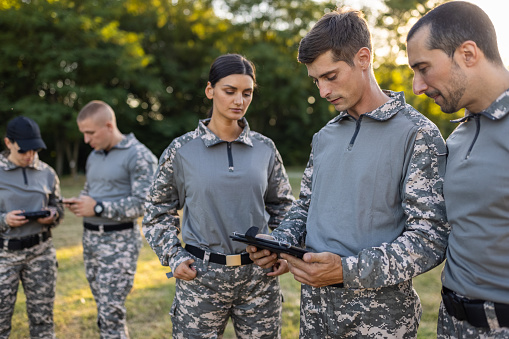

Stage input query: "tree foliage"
[{"left": 1, "top": 0, "right": 458, "bottom": 175}]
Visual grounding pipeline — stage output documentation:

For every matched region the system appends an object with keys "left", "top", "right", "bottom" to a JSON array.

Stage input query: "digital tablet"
[
  {"left": 230, "top": 226, "right": 308, "bottom": 259},
  {"left": 18, "top": 210, "right": 51, "bottom": 220}
]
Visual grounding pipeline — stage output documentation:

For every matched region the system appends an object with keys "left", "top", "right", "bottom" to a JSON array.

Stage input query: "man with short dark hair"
[
  {"left": 65, "top": 101, "right": 157, "bottom": 339},
  {"left": 248, "top": 7, "right": 450, "bottom": 338},
  {"left": 407, "top": 1, "right": 509, "bottom": 337}
]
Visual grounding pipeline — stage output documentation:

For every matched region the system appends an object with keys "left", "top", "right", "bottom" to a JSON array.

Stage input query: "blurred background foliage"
[{"left": 0, "top": 0, "right": 458, "bottom": 176}]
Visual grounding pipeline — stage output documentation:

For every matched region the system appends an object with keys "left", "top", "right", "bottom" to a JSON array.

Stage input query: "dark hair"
[
  {"left": 298, "top": 8, "right": 372, "bottom": 66},
  {"left": 407, "top": 1, "right": 502, "bottom": 65},
  {"left": 207, "top": 54, "right": 256, "bottom": 117}
]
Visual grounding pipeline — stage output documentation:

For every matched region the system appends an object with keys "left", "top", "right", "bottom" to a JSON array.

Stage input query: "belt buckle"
[{"left": 226, "top": 254, "right": 242, "bottom": 266}]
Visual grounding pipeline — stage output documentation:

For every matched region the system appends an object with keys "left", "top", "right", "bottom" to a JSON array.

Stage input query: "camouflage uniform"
[
  {"left": 81, "top": 133, "right": 156, "bottom": 339},
  {"left": 271, "top": 91, "right": 450, "bottom": 338},
  {"left": 143, "top": 118, "right": 294, "bottom": 338},
  {"left": 437, "top": 90, "right": 509, "bottom": 338},
  {"left": 0, "top": 152, "right": 63, "bottom": 339},
  {"left": 438, "top": 303, "right": 509, "bottom": 339}
]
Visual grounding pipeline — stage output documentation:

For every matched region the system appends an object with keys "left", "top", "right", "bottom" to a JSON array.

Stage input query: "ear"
[
  {"left": 356, "top": 47, "right": 372, "bottom": 70},
  {"left": 456, "top": 41, "right": 479, "bottom": 67},
  {"left": 4, "top": 137, "right": 11, "bottom": 148},
  {"left": 105, "top": 120, "right": 114, "bottom": 131},
  {"left": 205, "top": 81, "right": 214, "bottom": 99}
]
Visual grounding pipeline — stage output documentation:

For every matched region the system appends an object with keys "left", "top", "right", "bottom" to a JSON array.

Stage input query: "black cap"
[{"left": 6, "top": 116, "right": 47, "bottom": 152}]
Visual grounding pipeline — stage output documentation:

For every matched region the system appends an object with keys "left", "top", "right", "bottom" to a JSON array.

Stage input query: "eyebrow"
[
  {"left": 309, "top": 69, "right": 338, "bottom": 80},
  {"left": 409, "top": 61, "right": 424, "bottom": 70},
  {"left": 222, "top": 84, "right": 253, "bottom": 91}
]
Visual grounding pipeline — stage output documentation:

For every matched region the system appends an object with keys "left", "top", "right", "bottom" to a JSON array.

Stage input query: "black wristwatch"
[{"left": 94, "top": 201, "right": 104, "bottom": 217}]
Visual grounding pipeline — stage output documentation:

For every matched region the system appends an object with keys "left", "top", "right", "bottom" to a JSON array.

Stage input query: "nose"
[
  {"left": 412, "top": 73, "right": 428, "bottom": 96},
  {"left": 318, "top": 81, "right": 331, "bottom": 99},
  {"left": 84, "top": 135, "right": 90, "bottom": 144},
  {"left": 233, "top": 92, "right": 242, "bottom": 105}
]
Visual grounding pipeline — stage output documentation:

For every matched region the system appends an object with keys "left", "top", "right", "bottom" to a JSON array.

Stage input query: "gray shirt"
[
  {"left": 0, "top": 152, "right": 63, "bottom": 238},
  {"left": 142, "top": 118, "right": 295, "bottom": 272},
  {"left": 442, "top": 89, "right": 509, "bottom": 304},
  {"left": 81, "top": 133, "right": 157, "bottom": 225},
  {"left": 272, "top": 91, "right": 450, "bottom": 289}
]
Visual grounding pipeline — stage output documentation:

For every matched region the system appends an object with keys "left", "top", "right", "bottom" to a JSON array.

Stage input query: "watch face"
[{"left": 94, "top": 204, "right": 103, "bottom": 214}]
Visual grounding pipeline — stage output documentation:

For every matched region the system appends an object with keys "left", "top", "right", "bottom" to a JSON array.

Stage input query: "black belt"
[
  {"left": 442, "top": 286, "right": 509, "bottom": 328},
  {"left": 0, "top": 230, "right": 51, "bottom": 251},
  {"left": 185, "top": 244, "right": 253, "bottom": 266},
  {"left": 84, "top": 222, "right": 134, "bottom": 232}
]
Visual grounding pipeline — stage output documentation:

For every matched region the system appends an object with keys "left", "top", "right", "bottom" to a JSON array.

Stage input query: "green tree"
[
  {"left": 375, "top": 0, "right": 462, "bottom": 137},
  {"left": 0, "top": 0, "right": 160, "bottom": 175}
]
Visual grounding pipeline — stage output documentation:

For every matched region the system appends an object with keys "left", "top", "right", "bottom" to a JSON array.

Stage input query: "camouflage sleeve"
[
  {"left": 342, "top": 127, "right": 450, "bottom": 289},
  {"left": 0, "top": 213, "right": 7, "bottom": 232},
  {"left": 101, "top": 146, "right": 157, "bottom": 220},
  {"left": 80, "top": 180, "right": 89, "bottom": 197},
  {"left": 142, "top": 141, "right": 192, "bottom": 271},
  {"left": 47, "top": 167, "right": 64, "bottom": 227},
  {"left": 265, "top": 147, "right": 295, "bottom": 230},
  {"left": 270, "top": 149, "right": 314, "bottom": 246}
]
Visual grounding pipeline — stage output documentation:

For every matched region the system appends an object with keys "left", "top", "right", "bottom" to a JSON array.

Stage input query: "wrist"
[{"left": 94, "top": 201, "right": 104, "bottom": 217}]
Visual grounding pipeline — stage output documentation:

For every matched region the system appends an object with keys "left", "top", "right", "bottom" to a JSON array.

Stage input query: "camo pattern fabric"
[
  {"left": 270, "top": 91, "right": 449, "bottom": 337},
  {"left": 300, "top": 280, "right": 421, "bottom": 338},
  {"left": 0, "top": 239, "right": 57, "bottom": 339},
  {"left": 142, "top": 117, "right": 294, "bottom": 273},
  {"left": 83, "top": 227, "right": 141, "bottom": 339},
  {"left": 81, "top": 133, "right": 158, "bottom": 222},
  {"left": 437, "top": 302, "right": 509, "bottom": 339},
  {"left": 273, "top": 91, "right": 449, "bottom": 287},
  {"left": 170, "top": 257, "right": 282, "bottom": 339}
]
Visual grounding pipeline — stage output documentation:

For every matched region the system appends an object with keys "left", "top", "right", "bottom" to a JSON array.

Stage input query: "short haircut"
[
  {"left": 297, "top": 8, "right": 372, "bottom": 66},
  {"left": 407, "top": 1, "right": 502, "bottom": 65},
  {"left": 77, "top": 100, "right": 115, "bottom": 123}
]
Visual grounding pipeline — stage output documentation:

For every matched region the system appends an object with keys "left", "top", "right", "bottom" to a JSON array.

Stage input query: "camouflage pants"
[
  {"left": 0, "top": 238, "right": 57, "bottom": 339},
  {"left": 171, "top": 255, "right": 283, "bottom": 339},
  {"left": 83, "top": 227, "right": 141, "bottom": 339},
  {"left": 299, "top": 280, "right": 421, "bottom": 339},
  {"left": 437, "top": 301, "right": 509, "bottom": 338}
]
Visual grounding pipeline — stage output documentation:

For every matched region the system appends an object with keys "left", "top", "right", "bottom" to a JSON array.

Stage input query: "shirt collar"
[
  {"left": 330, "top": 90, "right": 405, "bottom": 123},
  {"left": 93, "top": 133, "right": 134, "bottom": 155},
  {"left": 0, "top": 152, "right": 43, "bottom": 171},
  {"left": 198, "top": 118, "right": 253, "bottom": 147},
  {"left": 452, "top": 88, "right": 509, "bottom": 123}
]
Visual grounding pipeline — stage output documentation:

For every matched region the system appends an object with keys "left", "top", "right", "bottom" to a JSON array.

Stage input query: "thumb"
[
  {"left": 303, "top": 252, "right": 322, "bottom": 263},
  {"left": 302, "top": 252, "right": 331, "bottom": 263}
]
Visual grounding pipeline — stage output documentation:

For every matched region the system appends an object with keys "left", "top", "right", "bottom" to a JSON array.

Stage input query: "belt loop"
[
  {"left": 202, "top": 251, "right": 210, "bottom": 272},
  {"left": 99, "top": 224, "right": 104, "bottom": 235},
  {"left": 3, "top": 238, "right": 8, "bottom": 250},
  {"left": 484, "top": 302, "right": 500, "bottom": 330},
  {"left": 38, "top": 232, "right": 43, "bottom": 244}
]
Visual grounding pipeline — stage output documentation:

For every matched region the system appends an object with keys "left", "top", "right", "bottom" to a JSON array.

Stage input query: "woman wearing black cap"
[{"left": 0, "top": 116, "right": 63, "bottom": 339}]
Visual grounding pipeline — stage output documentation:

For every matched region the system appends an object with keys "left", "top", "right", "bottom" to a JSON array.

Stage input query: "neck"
[
  {"left": 105, "top": 130, "right": 124, "bottom": 151},
  {"left": 465, "top": 64, "right": 509, "bottom": 113},
  {"left": 348, "top": 78, "right": 390, "bottom": 119},
  {"left": 7, "top": 154, "right": 22, "bottom": 167},
  {"left": 207, "top": 117, "right": 243, "bottom": 142}
]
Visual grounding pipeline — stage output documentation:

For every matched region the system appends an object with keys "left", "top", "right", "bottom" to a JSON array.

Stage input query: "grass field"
[{"left": 9, "top": 169, "right": 443, "bottom": 338}]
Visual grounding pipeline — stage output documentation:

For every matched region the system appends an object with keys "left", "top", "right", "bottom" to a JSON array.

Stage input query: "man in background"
[
  {"left": 407, "top": 1, "right": 509, "bottom": 337},
  {"left": 65, "top": 100, "right": 157, "bottom": 339}
]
